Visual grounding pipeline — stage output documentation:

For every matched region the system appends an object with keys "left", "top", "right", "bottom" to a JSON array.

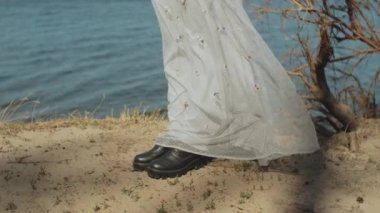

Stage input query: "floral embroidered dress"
[{"left": 151, "top": 0, "right": 320, "bottom": 165}]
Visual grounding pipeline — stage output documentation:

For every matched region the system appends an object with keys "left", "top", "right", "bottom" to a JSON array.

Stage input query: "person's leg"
[{"left": 132, "top": 0, "right": 215, "bottom": 178}]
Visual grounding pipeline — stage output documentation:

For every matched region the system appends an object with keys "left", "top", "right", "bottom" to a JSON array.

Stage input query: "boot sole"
[
  {"left": 146, "top": 157, "right": 212, "bottom": 179},
  {"left": 132, "top": 162, "right": 150, "bottom": 171}
]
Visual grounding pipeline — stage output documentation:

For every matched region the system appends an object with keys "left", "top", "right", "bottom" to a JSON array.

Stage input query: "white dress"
[{"left": 151, "top": 0, "right": 320, "bottom": 165}]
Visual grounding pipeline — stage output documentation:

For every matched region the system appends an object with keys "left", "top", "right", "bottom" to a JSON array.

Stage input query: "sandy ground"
[{"left": 0, "top": 117, "right": 379, "bottom": 213}]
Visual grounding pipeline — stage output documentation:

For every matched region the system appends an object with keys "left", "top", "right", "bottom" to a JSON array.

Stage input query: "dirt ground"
[{"left": 0, "top": 117, "right": 379, "bottom": 213}]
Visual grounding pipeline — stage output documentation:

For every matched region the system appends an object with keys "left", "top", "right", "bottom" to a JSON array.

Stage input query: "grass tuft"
[
  {"left": 0, "top": 105, "right": 168, "bottom": 135},
  {"left": 205, "top": 199, "right": 216, "bottom": 210},
  {"left": 157, "top": 200, "right": 168, "bottom": 213}
]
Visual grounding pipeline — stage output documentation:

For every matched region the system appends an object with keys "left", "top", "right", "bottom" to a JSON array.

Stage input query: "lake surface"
[{"left": 0, "top": 0, "right": 378, "bottom": 121}]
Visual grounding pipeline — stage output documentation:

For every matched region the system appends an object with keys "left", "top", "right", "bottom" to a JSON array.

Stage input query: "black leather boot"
[
  {"left": 133, "top": 145, "right": 171, "bottom": 171},
  {"left": 146, "top": 148, "right": 212, "bottom": 179}
]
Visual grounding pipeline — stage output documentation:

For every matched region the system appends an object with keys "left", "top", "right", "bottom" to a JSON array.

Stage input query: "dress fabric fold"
[{"left": 151, "top": 0, "right": 320, "bottom": 164}]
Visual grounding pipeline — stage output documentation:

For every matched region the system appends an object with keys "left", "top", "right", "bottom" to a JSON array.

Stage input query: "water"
[
  {"left": 0, "top": 0, "right": 378, "bottom": 121},
  {"left": 0, "top": 0, "right": 167, "bottom": 120}
]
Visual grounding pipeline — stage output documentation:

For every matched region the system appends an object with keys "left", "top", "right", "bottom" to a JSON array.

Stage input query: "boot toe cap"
[
  {"left": 133, "top": 154, "right": 150, "bottom": 164},
  {"left": 149, "top": 158, "right": 171, "bottom": 170}
]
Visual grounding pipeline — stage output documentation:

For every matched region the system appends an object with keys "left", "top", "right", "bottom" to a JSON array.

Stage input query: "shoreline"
[{"left": 0, "top": 103, "right": 169, "bottom": 124}]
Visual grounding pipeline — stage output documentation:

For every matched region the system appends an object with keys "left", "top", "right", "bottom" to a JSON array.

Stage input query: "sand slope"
[{"left": 0, "top": 118, "right": 379, "bottom": 213}]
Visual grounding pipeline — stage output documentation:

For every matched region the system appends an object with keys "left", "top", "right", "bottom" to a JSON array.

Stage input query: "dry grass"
[
  {"left": 0, "top": 105, "right": 167, "bottom": 134},
  {"left": 0, "top": 97, "right": 40, "bottom": 122}
]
